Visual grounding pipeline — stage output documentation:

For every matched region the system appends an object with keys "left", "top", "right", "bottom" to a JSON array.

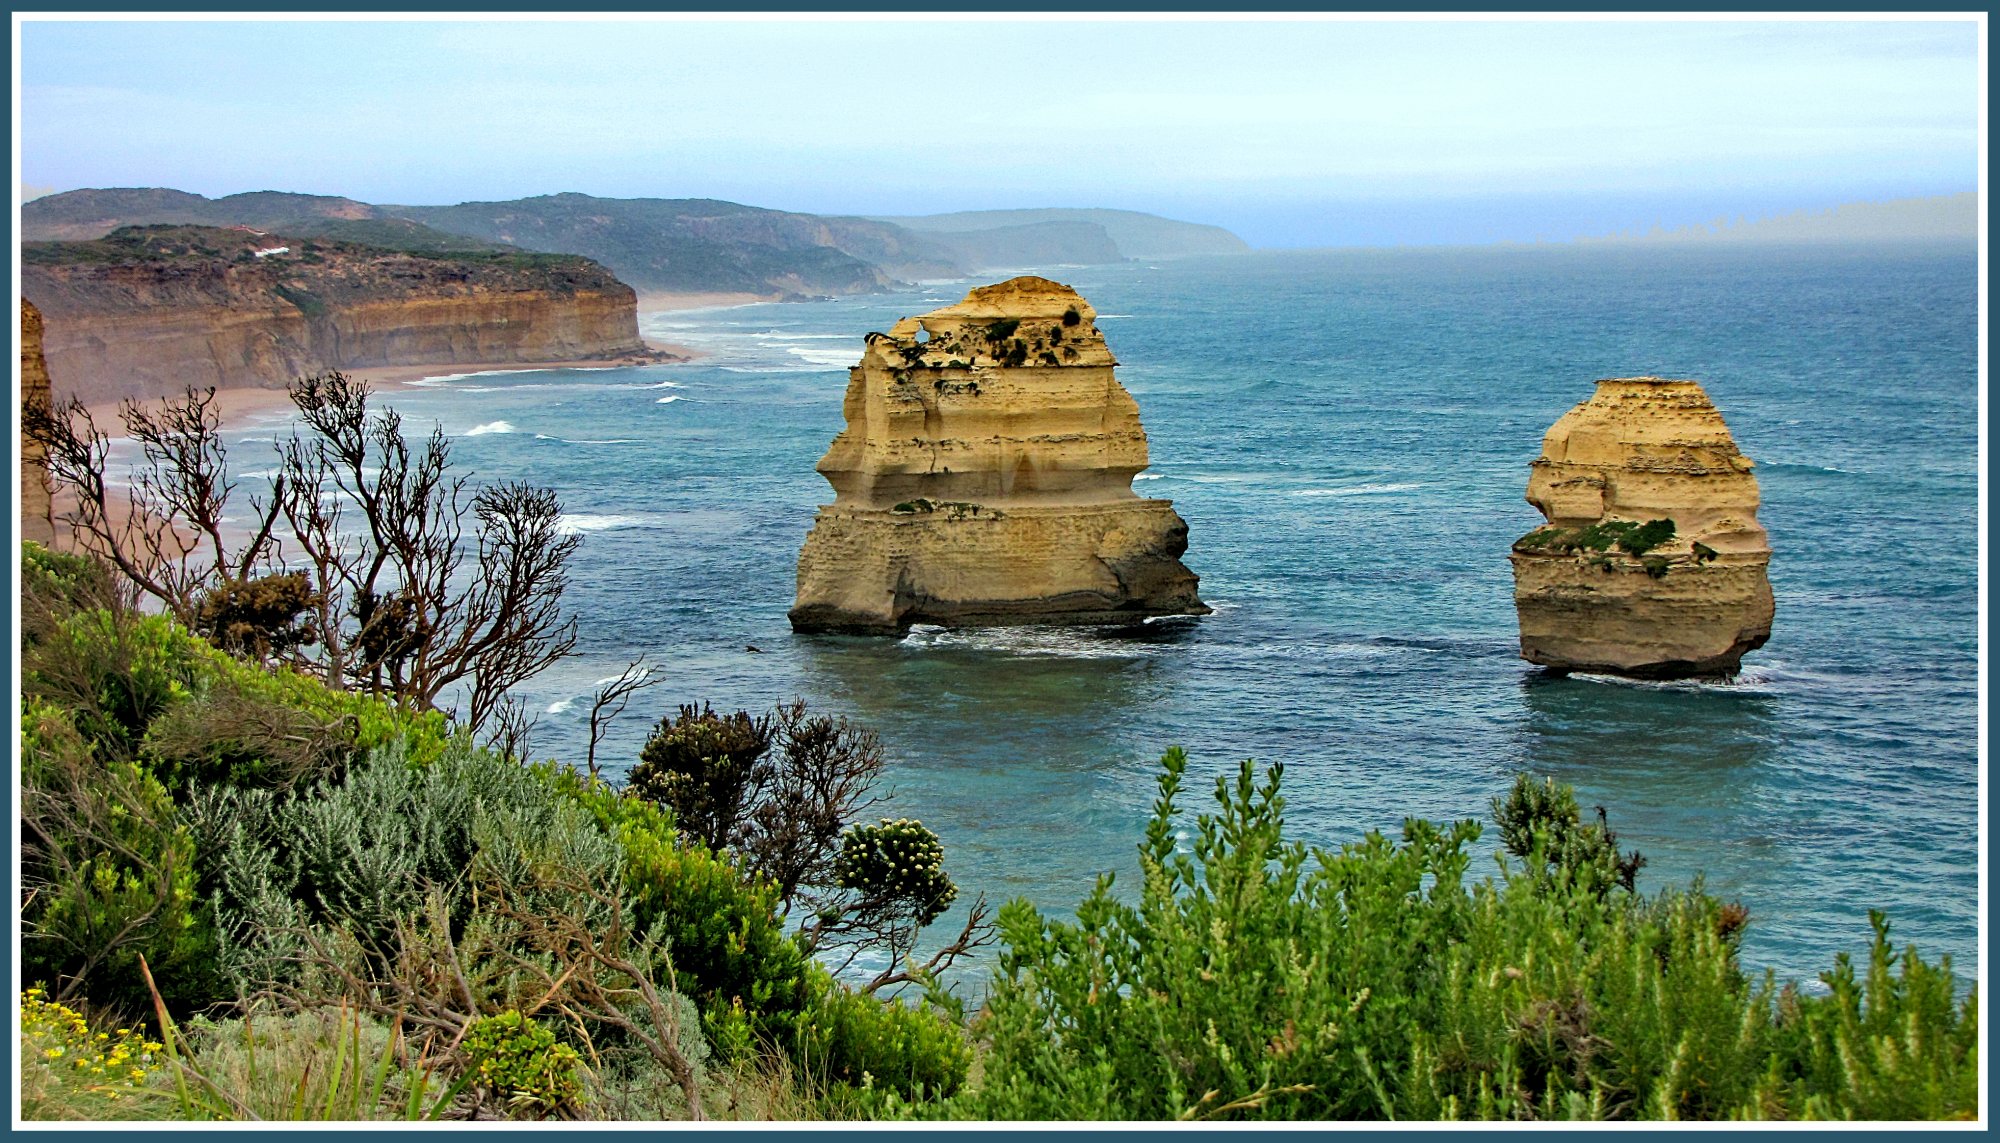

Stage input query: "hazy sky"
[{"left": 16, "top": 16, "right": 1983, "bottom": 247}]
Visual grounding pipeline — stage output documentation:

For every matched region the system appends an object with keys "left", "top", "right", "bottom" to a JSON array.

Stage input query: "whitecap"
[
  {"left": 612, "top": 379, "right": 683, "bottom": 390},
  {"left": 555, "top": 513, "right": 646, "bottom": 535},
  {"left": 546, "top": 698, "right": 576, "bottom": 715},
  {"left": 787, "top": 347, "right": 860, "bottom": 367},
  {"left": 1133, "top": 473, "right": 1165, "bottom": 481},
  {"left": 1291, "top": 482, "right": 1422, "bottom": 497},
  {"left": 656, "top": 395, "right": 684, "bottom": 404},
  {"left": 464, "top": 421, "right": 515, "bottom": 436}
]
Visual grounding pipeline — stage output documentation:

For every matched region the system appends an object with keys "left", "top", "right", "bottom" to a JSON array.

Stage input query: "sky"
[{"left": 15, "top": 15, "right": 1984, "bottom": 248}]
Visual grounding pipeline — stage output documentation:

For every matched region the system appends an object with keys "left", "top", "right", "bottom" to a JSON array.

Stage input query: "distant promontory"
[
  {"left": 22, "top": 224, "right": 658, "bottom": 405},
  {"left": 23, "top": 189, "right": 1253, "bottom": 301}
]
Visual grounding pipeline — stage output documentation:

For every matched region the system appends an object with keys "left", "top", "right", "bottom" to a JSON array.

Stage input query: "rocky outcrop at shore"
[
  {"left": 21, "top": 300, "right": 55, "bottom": 546},
  {"left": 23, "top": 225, "right": 668, "bottom": 405},
  {"left": 790, "top": 276, "right": 1208, "bottom": 634},
  {"left": 1510, "top": 377, "right": 1774, "bottom": 678}
]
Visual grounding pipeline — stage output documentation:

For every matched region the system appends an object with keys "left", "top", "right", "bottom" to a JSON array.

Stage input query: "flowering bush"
[
  {"left": 834, "top": 819, "right": 956, "bottom": 926},
  {"left": 19, "top": 988, "right": 164, "bottom": 1116}
]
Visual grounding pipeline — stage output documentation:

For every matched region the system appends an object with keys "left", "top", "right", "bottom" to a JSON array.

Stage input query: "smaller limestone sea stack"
[
  {"left": 1510, "top": 377, "right": 1774, "bottom": 678},
  {"left": 790, "top": 276, "right": 1208, "bottom": 634}
]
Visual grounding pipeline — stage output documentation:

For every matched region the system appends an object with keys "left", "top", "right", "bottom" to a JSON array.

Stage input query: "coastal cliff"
[
  {"left": 22, "top": 225, "right": 661, "bottom": 404},
  {"left": 21, "top": 300, "right": 55, "bottom": 545},
  {"left": 790, "top": 276, "right": 1208, "bottom": 633},
  {"left": 1509, "top": 377, "right": 1774, "bottom": 678}
]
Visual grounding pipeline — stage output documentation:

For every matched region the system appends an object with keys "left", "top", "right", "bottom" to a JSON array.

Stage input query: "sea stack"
[
  {"left": 789, "top": 276, "right": 1208, "bottom": 634},
  {"left": 1509, "top": 377, "right": 1773, "bottom": 678},
  {"left": 20, "top": 300, "right": 55, "bottom": 546}
]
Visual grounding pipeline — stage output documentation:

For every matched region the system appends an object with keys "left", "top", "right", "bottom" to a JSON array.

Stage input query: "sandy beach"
[{"left": 77, "top": 292, "right": 756, "bottom": 432}]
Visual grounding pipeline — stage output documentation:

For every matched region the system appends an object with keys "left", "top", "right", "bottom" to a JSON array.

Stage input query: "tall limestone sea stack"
[
  {"left": 790, "top": 276, "right": 1207, "bottom": 634},
  {"left": 20, "top": 300, "right": 56, "bottom": 546},
  {"left": 1510, "top": 377, "right": 1773, "bottom": 678}
]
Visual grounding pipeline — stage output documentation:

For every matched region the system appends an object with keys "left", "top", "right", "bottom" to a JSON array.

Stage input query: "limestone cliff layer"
[
  {"left": 23, "top": 226, "right": 661, "bottom": 404},
  {"left": 21, "top": 300, "right": 55, "bottom": 545},
  {"left": 791, "top": 276, "right": 1207, "bottom": 633},
  {"left": 1510, "top": 377, "right": 1773, "bottom": 678}
]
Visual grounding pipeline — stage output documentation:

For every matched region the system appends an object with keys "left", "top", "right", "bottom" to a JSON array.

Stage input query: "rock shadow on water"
[
  {"left": 1513, "top": 670, "right": 1787, "bottom": 902},
  {"left": 1515, "top": 669, "right": 1780, "bottom": 792}
]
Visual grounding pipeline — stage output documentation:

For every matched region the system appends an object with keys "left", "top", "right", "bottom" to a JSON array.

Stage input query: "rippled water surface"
[{"left": 234, "top": 245, "right": 1980, "bottom": 987}]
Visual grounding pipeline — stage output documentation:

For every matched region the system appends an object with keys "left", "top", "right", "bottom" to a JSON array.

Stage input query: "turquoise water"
[{"left": 233, "top": 245, "right": 1979, "bottom": 988}]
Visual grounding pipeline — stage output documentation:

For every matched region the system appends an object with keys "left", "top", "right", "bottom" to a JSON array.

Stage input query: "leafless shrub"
[
  {"left": 585, "top": 659, "right": 662, "bottom": 780},
  {"left": 26, "top": 371, "right": 583, "bottom": 739},
  {"left": 23, "top": 386, "right": 283, "bottom": 622}
]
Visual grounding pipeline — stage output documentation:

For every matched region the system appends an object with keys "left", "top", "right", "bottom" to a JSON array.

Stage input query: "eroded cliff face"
[
  {"left": 21, "top": 300, "right": 55, "bottom": 545},
  {"left": 790, "top": 276, "right": 1207, "bottom": 633},
  {"left": 23, "top": 226, "right": 659, "bottom": 404},
  {"left": 1509, "top": 377, "right": 1773, "bottom": 678}
]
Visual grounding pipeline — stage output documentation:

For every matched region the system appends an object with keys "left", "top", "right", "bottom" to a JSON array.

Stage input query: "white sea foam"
[
  {"left": 406, "top": 369, "right": 522, "bottom": 386},
  {"left": 555, "top": 513, "right": 646, "bottom": 536},
  {"left": 546, "top": 698, "right": 576, "bottom": 715},
  {"left": 787, "top": 347, "right": 860, "bottom": 367},
  {"left": 1133, "top": 473, "right": 1165, "bottom": 481},
  {"left": 656, "top": 395, "right": 684, "bottom": 404},
  {"left": 1292, "top": 482, "right": 1422, "bottom": 497},
  {"left": 613, "top": 379, "right": 683, "bottom": 390},
  {"left": 900, "top": 624, "right": 1160, "bottom": 660},
  {"left": 464, "top": 421, "right": 515, "bottom": 436}
]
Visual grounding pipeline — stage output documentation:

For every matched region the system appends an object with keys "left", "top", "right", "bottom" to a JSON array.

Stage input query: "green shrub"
[
  {"left": 628, "top": 704, "right": 772, "bottom": 850},
  {"left": 463, "top": 1010, "right": 585, "bottom": 1118},
  {"left": 1491, "top": 774, "right": 1645, "bottom": 897},
  {"left": 190, "top": 572, "right": 320, "bottom": 661},
  {"left": 27, "top": 609, "right": 203, "bottom": 761},
  {"left": 933, "top": 751, "right": 1977, "bottom": 1121},
  {"left": 794, "top": 967, "right": 970, "bottom": 1103},
  {"left": 20, "top": 702, "right": 223, "bottom": 1017},
  {"left": 21, "top": 543, "right": 121, "bottom": 643},
  {"left": 553, "top": 769, "right": 806, "bottom": 1052},
  {"left": 1759, "top": 913, "right": 1979, "bottom": 1120},
  {"left": 191, "top": 736, "right": 563, "bottom": 991}
]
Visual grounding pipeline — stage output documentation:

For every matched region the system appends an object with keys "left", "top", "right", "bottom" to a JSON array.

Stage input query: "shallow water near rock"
[{"left": 232, "top": 244, "right": 1978, "bottom": 990}]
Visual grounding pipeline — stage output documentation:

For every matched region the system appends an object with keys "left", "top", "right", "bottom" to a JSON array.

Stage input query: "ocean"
[{"left": 229, "top": 244, "right": 1981, "bottom": 990}]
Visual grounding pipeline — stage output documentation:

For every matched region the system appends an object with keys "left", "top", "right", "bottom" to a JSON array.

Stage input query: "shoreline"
[{"left": 82, "top": 291, "right": 774, "bottom": 431}]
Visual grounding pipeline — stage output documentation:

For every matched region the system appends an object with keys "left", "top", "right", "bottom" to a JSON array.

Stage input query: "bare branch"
[{"left": 586, "top": 659, "right": 662, "bottom": 780}]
